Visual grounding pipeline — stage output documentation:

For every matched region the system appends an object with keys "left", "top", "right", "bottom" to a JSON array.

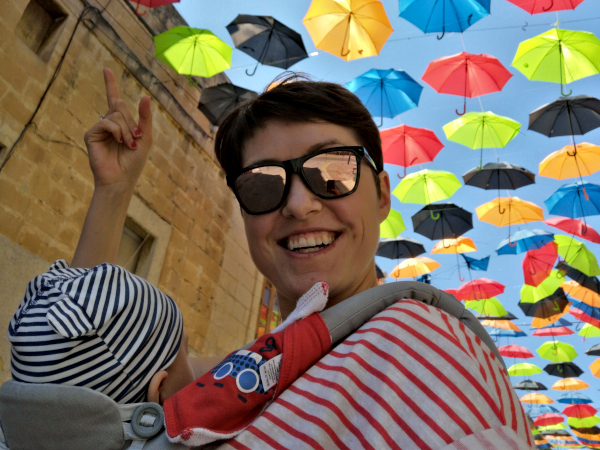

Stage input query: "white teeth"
[
  {"left": 285, "top": 232, "right": 337, "bottom": 251},
  {"left": 297, "top": 247, "right": 322, "bottom": 254},
  {"left": 287, "top": 240, "right": 294, "bottom": 251},
  {"left": 316, "top": 236, "right": 323, "bottom": 245},
  {"left": 307, "top": 236, "right": 316, "bottom": 247},
  {"left": 298, "top": 237, "right": 307, "bottom": 248}
]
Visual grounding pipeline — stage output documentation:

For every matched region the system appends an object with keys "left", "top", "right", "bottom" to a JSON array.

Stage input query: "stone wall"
[{"left": 0, "top": 0, "right": 263, "bottom": 381}]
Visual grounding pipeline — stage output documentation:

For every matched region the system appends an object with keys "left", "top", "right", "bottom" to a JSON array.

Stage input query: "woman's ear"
[
  {"left": 377, "top": 170, "right": 391, "bottom": 222},
  {"left": 147, "top": 370, "right": 168, "bottom": 404}
]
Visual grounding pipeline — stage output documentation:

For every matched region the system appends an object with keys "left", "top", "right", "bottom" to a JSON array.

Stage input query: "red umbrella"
[
  {"left": 534, "top": 412, "right": 565, "bottom": 427},
  {"left": 130, "top": 0, "right": 179, "bottom": 15},
  {"left": 421, "top": 52, "right": 512, "bottom": 115},
  {"left": 532, "top": 326, "right": 574, "bottom": 337},
  {"left": 455, "top": 278, "right": 505, "bottom": 300},
  {"left": 544, "top": 217, "right": 600, "bottom": 244},
  {"left": 563, "top": 404, "right": 598, "bottom": 419},
  {"left": 499, "top": 344, "right": 534, "bottom": 359},
  {"left": 380, "top": 125, "right": 443, "bottom": 176},
  {"left": 443, "top": 288, "right": 459, "bottom": 298},
  {"left": 522, "top": 242, "right": 559, "bottom": 287},
  {"left": 505, "top": 0, "right": 584, "bottom": 15}
]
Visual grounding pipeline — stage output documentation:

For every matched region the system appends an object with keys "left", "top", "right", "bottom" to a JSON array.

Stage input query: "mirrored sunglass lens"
[
  {"left": 304, "top": 151, "right": 358, "bottom": 197},
  {"left": 235, "top": 166, "right": 286, "bottom": 212}
]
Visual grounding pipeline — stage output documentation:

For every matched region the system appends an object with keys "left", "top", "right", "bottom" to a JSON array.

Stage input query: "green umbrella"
[
  {"left": 465, "top": 297, "right": 508, "bottom": 317},
  {"left": 520, "top": 270, "right": 565, "bottom": 303},
  {"left": 512, "top": 28, "right": 600, "bottom": 96},
  {"left": 508, "top": 362, "right": 543, "bottom": 377},
  {"left": 380, "top": 209, "right": 406, "bottom": 238},
  {"left": 537, "top": 341, "right": 578, "bottom": 363},
  {"left": 579, "top": 323, "right": 600, "bottom": 338},
  {"left": 537, "top": 423, "right": 568, "bottom": 431},
  {"left": 555, "top": 235, "right": 600, "bottom": 277},
  {"left": 392, "top": 169, "right": 461, "bottom": 205},
  {"left": 568, "top": 415, "right": 600, "bottom": 429},
  {"left": 443, "top": 111, "right": 521, "bottom": 167},
  {"left": 154, "top": 27, "right": 232, "bottom": 83}
]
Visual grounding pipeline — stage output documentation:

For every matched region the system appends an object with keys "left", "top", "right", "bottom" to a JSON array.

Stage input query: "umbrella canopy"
[
  {"left": 463, "top": 162, "right": 535, "bottom": 191},
  {"left": 487, "top": 328, "right": 527, "bottom": 338},
  {"left": 569, "top": 416, "right": 600, "bottom": 428},
  {"left": 563, "top": 404, "right": 598, "bottom": 419},
  {"left": 544, "top": 362, "right": 584, "bottom": 378},
  {"left": 497, "top": 229, "right": 554, "bottom": 255},
  {"left": 529, "top": 404, "right": 560, "bottom": 418},
  {"left": 521, "top": 393, "right": 554, "bottom": 404},
  {"left": 376, "top": 237, "right": 426, "bottom": 259},
  {"left": 505, "top": 0, "right": 584, "bottom": 14},
  {"left": 154, "top": 27, "right": 232, "bottom": 79},
  {"left": 579, "top": 323, "right": 600, "bottom": 337},
  {"left": 564, "top": 281, "right": 600, "bottom": 307},
  {"left": 421, "top": 51, "right": 512, "bottom": 114},
  {"left": 398, "top": 0, "right": 490, "bottom": 38},
  {"left": 546, "top": 182, "right": 600, "bottom": 218},
  {"left": 529, "top": 95, "right": 600, "bottom": 137},
  {"left": 521, "top": 270, "right": 565, "bottom": 303},
  {"left": 552, "top": 378, "right": 589, "bottom": 391},
  {"left": 462, "top": 254, "right": 490, "bottom": 272},
  {"left": 303, "top": 0, "right": 393, "bottom": 61},
  {"left": 481, "top": 320, "right": 522, "bottom": 331},
  {"left": 545, "top": 217, "right": 600, "bottom": 244},
  {"left": 531, "top": 309, "right": 571, "bottom": 329},
  {"left": 499, "top": 344, "right": 534, "bottom": 359},
  {"left": 590, "top": 358, "right": 600, "bottom": 378},
  {"left": 540, "top": 142, "right": 600, "bottom": 181},
  {"left": 198, "top": 84, "right": 258, "bottom": 125},
  {"left": 508, "top": 362, "right": 543, "bottom": 376},
  {"left": 534, "top": 413, "right": 564, "bottom": 427},
  {"left": 465, "top": 298, "right": 508, "bottom": 317},
  {"left": 571, "top": 301, "right": 600, "bottom": 328},
  {"left": 519, "top": 289, "right": 570, "bottom": 319},
  {"left": 472, "top": 310, "right": 517, "bottom": 320},
  {"left": 533, "top": 326, "right": 574, "bottom": 337},
  {"left": 558, "top": 392, "right": 593, "bottom": 404},
  {"left": 380, "top": 125, "right": 443, "bottom": 171},
  {"left": 393, "top": 169, "right": 462, "bottom": 204},
  {"left": 523, "top": 242, "right": 559, "bottom": 287},
  {"left": 514, "top": 380, "right": 548, "bottom": 391},
  {"left": 431, "top": 236, "right": 477, "bottom": 254},
  {"left": 375, "top": 264, "right": 386, "bottom": 280},
  {"left": 131, "top": 0, "right": 179, "bottom": 15},
  {"left": 380, "top": 209, "right": 406, "bottom": 238},
  {"left": 512, "top": 28, "right": 600, "bottom": 95},
  {"left": 476, "top": 197, "right": 544, "bottom": 227},
  {"left": 587, "top": 343, "right": 600, "bottom": 356},
  {"left": 346, "top": 69, "right": 423, "bottom": 123},
  {"left": 226, "top": 15, "right": 308, "bottom": 75},
  {"left": 537, "top": 341, "right": 578, "bottom": 362},
  {"left": 390, "top": 256, "right": 440, "bottom": 279},
  {"left": 557, "top": 261, "right": 600, "bottom": 294},
  {"left": 411, "top": 203, "right": 473, "bottom": 240},
  {"left": 456, "top": 278, "right": 505, "bottom": 300},
  {"left": 554, "top": 235, "right": 600, "bottom": 277}
]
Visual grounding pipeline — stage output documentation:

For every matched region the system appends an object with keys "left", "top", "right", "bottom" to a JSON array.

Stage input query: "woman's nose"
[{"left": 280, "top": 174, "right": 322, "bottom": 219}]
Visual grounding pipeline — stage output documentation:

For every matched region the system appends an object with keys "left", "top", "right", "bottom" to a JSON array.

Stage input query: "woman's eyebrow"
[{"left": 247, "top": 139, "right": 348, "bottom": 166}]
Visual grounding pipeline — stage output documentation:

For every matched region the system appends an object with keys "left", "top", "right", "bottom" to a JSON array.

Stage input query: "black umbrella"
[
  {"left": 586, "top": 343, "right": 600, "bottom": 356},
  {"left": 557, "top": 262, "right": 600, "bottom": 294},
  {"left": 227, "top": 14, "right": 308, "bottom": 76},
  {"left": 198, "top": 83, "right": 258, "bottom": 125},
  {"left": 529, "top": 95, "right": 600, "bottom": 137},
  {"left": 518, "top": 288, "right": 569, "bottom": 319},
  {"left": 571, "top": 426, "right": 600, "bottom": 436},
  {"left": 411, "top": 203, "right": 473, "bottom": 241},
  {"left": 376, "top": 237, "right": 426, "bottom": 259},
  {"left": 375, "top": 264, "right": 386, "bottom": 280},
  {"left": 539, "top": 429, "right": 571, "bottom": 436},
  {"left": 463, "top": 162, "right": 535, "bottom": 191},
  {"left": 513, "top": 380, "right": 548, "bottom": 391},
  {"left": 472, "top": 311, "right": 518, "bottom": 320},
  {"left": 543, "top": 362, "right": 584, "bottom": 378}
]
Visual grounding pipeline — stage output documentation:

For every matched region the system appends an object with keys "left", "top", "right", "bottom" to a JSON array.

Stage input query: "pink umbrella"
[
  {"left": 534, "top": 412, "right": 564, "bottom": 427},
  {"left": 499, "top": 344, "right": 534, "bottom": 359},
  {"left": 455, "top": 278, "right": 505, "bottom": 300},
  {"left": 532, "top": 326, "right": 574, "bottom": 336},
  {"left": 522, "top": 242, "right": 558, "bottom": 287},
  {"left": 505, "top": 0, "right": 584, "bottom": 15},
  {"left": 380, "top": 125, "right": 443, "bottom": 176},
  {"left": 130, "top": 0, "right": 180, "bottom": 15},
  {"left": 544, "top": 217, "right": 600, "bottom": 244}
]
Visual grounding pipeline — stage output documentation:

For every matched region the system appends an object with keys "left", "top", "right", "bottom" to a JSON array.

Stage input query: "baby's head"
[{"left": 9, "top": 261, "right": 195, "bottom": 404}]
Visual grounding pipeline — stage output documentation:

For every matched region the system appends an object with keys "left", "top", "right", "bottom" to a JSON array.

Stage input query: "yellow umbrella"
[
  {"left": 551, "top": 378, "right": 589, "bottom": 391},
  {"left": 539, "top": 143, "right": 600, "bottom": 180},
  {"left": 390, "top": 256, "right": 440, "bottom": 279},
  {"left": 303, "top": 0, "right": 393, "bottom": 61},
  {"left": 431, "top": 237, "right": 477, "bottom": 254},
  {"left": 562, "top": 280, "right": 600, "bottom": 308},
  {"left": 476, "top": 197, "right": 544, "bottom": 227},
  {"left": 590, "top": 359, "right": 600, "bottom": 378},
  {"left": 520, "top": 393, "right": 554, "bottom": 404},
  {"left": 481, "top": 319, "right": 522, "bottom": 332}
]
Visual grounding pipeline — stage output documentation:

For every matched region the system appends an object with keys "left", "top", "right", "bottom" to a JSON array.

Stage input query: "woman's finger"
[
  {"left": 104, "top": 111, "right": 137, "bottom": 149},
  {"left": 137, "top": 96, "right": 152, "bottom": 143},
  {"left": 103, "top": 68, "right": 122, "bottom": 111},
  {"left": 85, "top": 117, "right": 123, "bottom": 145},
  {"left": 112, "top": 97, "right": 142, "bottom": 140}
]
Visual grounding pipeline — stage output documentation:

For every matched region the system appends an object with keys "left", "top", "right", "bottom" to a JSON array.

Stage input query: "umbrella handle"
[
  {"left": 246, "top": 62, "right": 259, "bottom": 76},
  {"left": 455, "top": 102, "right": 466, "bottom": 116},
  {"left": 429, "top": 210, "right": 440, "bottom": 220},
  {"left": 561, "top": 84, "right": 572, "bottom": 97},
  {"left": 529, "top": 265, "right": 537, "bottom": 275},
  {"left": 508, "top": 235, "right": 517, "bottom": 247},
  {"left": 498, "top": 204, "right": 506, "bottom": 214},
  {"left": 377, "top": 116, "right": 384, "bottom": 128},
  {"left": 437, "top": 28, "right": 445, "bottom": 40},
  {"left": 542, "top": 0, "right": 554, "bottom": 11},
  {"left": 135, "top": 1, "right": 146, "bottom": 15},
  {"left": 583, "top": 186, "right": 589, "bottom": 201},
  {"left": 188, "top": 75, "right": 198, "bottom": 86}
]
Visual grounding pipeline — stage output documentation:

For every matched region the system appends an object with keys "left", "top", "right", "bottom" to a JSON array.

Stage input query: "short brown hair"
[{"left": 214, "top": 73, "right": 383, "bottom": 182}]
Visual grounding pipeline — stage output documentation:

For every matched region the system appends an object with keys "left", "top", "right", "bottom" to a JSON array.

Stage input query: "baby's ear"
[
  {"left": 147, "top": 370, "right": 168, "bottom": 404},
  {"left": 46, "top": 297, "right": 95, "bottom": 338}
]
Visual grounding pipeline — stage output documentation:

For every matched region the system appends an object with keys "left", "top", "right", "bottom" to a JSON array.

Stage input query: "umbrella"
[
  {"left": 481, "top": 320, "right": 522, "bottom": 332},
  {"left": 456, "top": 278, "right": 505, "bottom": 300},
  {"left": 380, "top": 209, "right": 406, "bottom": 238},
  {"left": 505, "top": 0, "right": 584, "bottom": 14},
  {"left": 499, "top": 344, "right": 534, "bottom": 359},
  {"left": 521, "top": 393, "right": 554, "bottom": 404},
  {"left": 198, "top": 84, "right": 258, "bottom": 125},
  {"left": 569, "top": 416, "right": 600, "bottom": 428},
  {"left": 531, "top": 309, "right": 570, "bottom": 329},
  {"left": 226, "top": 15, "right": 308, "bottom": 76},
  {"left": 571, "top": 301, "right": 600, "bottom": 328},
  {"left": 544, "top": 362, "right": 584, "bottom": 378},
  {"left": 487, "top": 328, "right": 527, "bottom": 338},
  {"left": 532, "top": 326, "right": 574, "bottom": 337},
  {"left": 534, "top": 413, "right": 564, "bottom": 427},
  {"left": 540, "top": 143, "right": 600, "bottom": 183},
  {"left": 431, "top": 237, "right": 476, "bottom": 254},
  {"left": 380, "top": 125, "right": 443, "bottom": 175},
  {"left": 579, "top": 323, "right": 600, "bottom": 337},
  {"left": 390, "top": 257, "right": 440, "bottom": 279},
  {"left": 398, "top": 0, "right": 490, "bottom": 39},
  {"left": 462, "top": 254, "right": 490, "bottom": 272},
  {"left": 546, "top": 182, "right": 600, "bottom": 218},
  {"left": 477, "top": 197, "right": 544, "bottom": 246},
  {"left": 528, "top": 404, "right": 559, "bottom": 418},
  {"left": 303, "top": 0, "right": 393, "bottom": 61},
  {"left": 521, "top": 270, "right": 565, "bottom": 303},
  {"left": 529, "top": 95, "right": 600, "bottom": 137},
  {"left": 463, "top": 162, "right": 535, "bottom": 193},
  {"left": 512, "top": 28, "right": 600, "bottom": 96},
  {"left": 554, "top": 235, "right": 600, "bottom": 277},
  {"left": 130, "top": 0, "right": 179, "bottom": 16},
  {"left": 519, "top": 288, "right": 570, "bottom": 319},
  {"left": 443, "top": 112, "right": 521, "bottom": 167},
  {"left": 375, "top": 264, "right": 386, "bottom": 280},
  {"left": 537, "top": 341, "right": 578, "bottom": 362},
  {"left": 565, "top": 281, "right": 600, "bottom": 307},
  {"left": 465, "top": 298, "right": 508, "bottom": 317},
  {"left": 523, "top": 242, "right": 559, "bottom": 287},
  {"left": 590, "top": 359, "right": 600, "bottom": 378},
  {"left": 557, "top": 262, "right": 600, "bottom": 295},
  {"left": 508, "top": 363, "right": 543, "bottom": 376},
  {"left": 411, "top": 203, "right": 473, "bottom": 241},
  {"left": 545, "top": 217, "right": 600, "bottom": 244},
  {"left": 514, "top": 380, "right": 548, "bottom": 391},
  {"left": 346, "top": 69, "right": 423, "bottom": 125},
  {"left": 563, "top": 404, "right": 597, "bottom": 419},
  {"left": 497, "top": 229, "right": 554, "bottom": 255},
  {"left": 472, "top": 311, "right": 517, "bottom": 320},
  {"left": 551, "top": 378, "right": 589, "bottom": 390},
  {"left": 587, "top": 343, "right": 600, "bottom": 356},
  {"left": 558, "top": 392, "right": 592, "bottom": 404},
  {"left": 393, "top": 169, "right": 461, "bottom": 205},
  {"left": 421, "top": 51, "right": 512, "bottom": 115},
  {"left": 154, "top": 27, "right": 232, "bottom": 83},
  {"left": 376, "top": 237, "right": 426, "bottom": 259}
]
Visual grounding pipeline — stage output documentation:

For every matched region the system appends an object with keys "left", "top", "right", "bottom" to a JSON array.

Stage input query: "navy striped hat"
[{"left": 8, "top": 260, "right": 183, "bottom": 404}]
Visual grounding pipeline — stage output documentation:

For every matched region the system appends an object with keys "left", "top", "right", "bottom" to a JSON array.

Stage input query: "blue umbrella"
[
  {"left": 545, "top": 182, "right": 600, "bottom": 219},
  {"left": 557, "top": 392, "right": 593, "bottom": 404},
  {"left": 487, "top": 328, "right": 527, "bottom": 338},
  {"left": 462, "top": 254, "right": 490, "bottom": 271},
  {"left": 541, "top": 318, "right": 572, "bottom": 328},
  {"left": 527, "top": 404, "right": 560, "bottom": 418},
  {"left": 398, "top": 0, "right": 491, "bottom": 40},
  {"left": 346, "top": 69, "right": 423, "bottom": 126},
  {"left": 496, "top": 229, "right": 554, "bottom": 255}
]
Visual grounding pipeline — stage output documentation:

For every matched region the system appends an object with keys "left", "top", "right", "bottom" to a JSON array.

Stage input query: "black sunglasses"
[{"left": 227, "top": 146, "right": 379, "bottom": 215}]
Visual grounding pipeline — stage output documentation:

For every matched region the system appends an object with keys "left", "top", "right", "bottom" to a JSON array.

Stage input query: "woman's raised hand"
[{"left": 84, "top": 68, "right": 153, "bottom": 193}]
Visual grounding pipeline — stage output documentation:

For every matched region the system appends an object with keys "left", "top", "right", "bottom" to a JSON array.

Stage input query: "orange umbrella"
[
  {"left": 562, "top": 281, "right": 600, "bottom": 308},
  {"left": 539, "top": 142, "right": 600, "bottom": 180},
  {"left": 431, "top": 237, "right": 477, "bottom": 254},
  {"left": 476, "top": 197, "right": 544, "bottom": 245},
  {"left": 390, "top": 256, "right": 440, "bottom": 279},
  {"left": 590, "top": 359, "right": 600, "bottom": 378},
  {"left": 521, "top": 393, "right": 554, "bottom": 404},
  {"left": 531, "top": 305, "right": 571, "bottom": 328},
  {"left": 552, "top": 378, "right": 589, "bottom": 391},
  {"left": 481, "top": 319, "right": 522, "bottom": 331}
]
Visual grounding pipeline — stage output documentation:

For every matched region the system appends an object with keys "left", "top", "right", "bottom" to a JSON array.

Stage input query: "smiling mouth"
[{"left": 280, "top": 231, "right": 340, "bottom": 254}]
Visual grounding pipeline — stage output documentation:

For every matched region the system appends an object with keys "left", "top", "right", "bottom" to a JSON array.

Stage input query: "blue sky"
[{"left": 175, "top": 0, "right": 600, "bottom": 414}]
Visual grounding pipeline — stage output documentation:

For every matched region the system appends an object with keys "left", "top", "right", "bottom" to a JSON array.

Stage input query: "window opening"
[{"left": 15, "top": 0, "right": 67, "bottom": 62}]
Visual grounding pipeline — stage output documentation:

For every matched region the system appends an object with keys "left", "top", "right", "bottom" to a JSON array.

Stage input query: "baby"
[{"left": 8, "top": 259, "right": 195, "bottom": 405}]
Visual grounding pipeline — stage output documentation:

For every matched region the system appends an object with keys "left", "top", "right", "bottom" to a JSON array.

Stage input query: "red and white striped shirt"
[{"left": 218, "top": 300, "right": 534, "bottom": 450}]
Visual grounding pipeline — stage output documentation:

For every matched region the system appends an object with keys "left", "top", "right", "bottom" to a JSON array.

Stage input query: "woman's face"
[{"left": 240, "top": 120, "right": 391, "bottom": 316}]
